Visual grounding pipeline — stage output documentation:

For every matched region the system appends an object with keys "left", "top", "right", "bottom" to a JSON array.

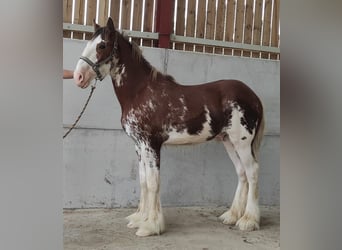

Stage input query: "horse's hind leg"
[
  {"left": 219, "top": 139, "right": 248, "bottom": 225},
  {"left": 234, "top": 143, "right": 260, "bottom": 231}
]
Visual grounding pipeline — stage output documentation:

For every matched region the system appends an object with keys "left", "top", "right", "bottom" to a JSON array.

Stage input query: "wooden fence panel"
[
  {"left": 85, "top": 0, "right": 97, "bottom": 39},
  {"left": 195, "top": 0, "right": 206, "bottom": 52},
  {"left": 224, "top": 0, "right": 236, "bottom": 55},
  {"left": 242, "top": 0, "right": 254, "bottom": 57},
  {"left": 185, "top": 0, "right": 196, "bottom": 51},
  {"left": 63, "top": 0, "right": 280, "bottom": 59},
  {"left": 261, "top": 0, "right": 272, "bottom": 58},
  {"left": 132, "top": 0, "right": 143, "bottom": 45},
  {"left": 121, "top": 0, "right": 132, "bottom": 30},
  {"left": 234, "top": 0, "right": 245, "bottom": 56},
  {"left": 205, "top": 0, "right": 216, "bottom": 53},
  {"left": 252, "top": 0, "right": 263, "bottom": 58},
  {"left": 215, "top": 0, "right": 226, "bottom": 54},
  {"left": 110, "top": 0, "right": 121, "bottom": 28},
  {"left": 98, "top": 0, "right": 109, "bottom": 26},
  {"left": 175, "top": 0, "right": 186, "bottom": 50},
  {"left": 271, "top": 0, "right": 280, "bottom": 59},
  {"left": 63, "top": 0, "right": 73, "bottom": 38},
  {"left": 142, "top": 0, "right": 154, "bottom": 47},
  {"left": 73, "top": 0, "right": 85, "bottom": 39}
]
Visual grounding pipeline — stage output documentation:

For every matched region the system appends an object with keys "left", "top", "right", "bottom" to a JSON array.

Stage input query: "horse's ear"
[
  {"left": 107, "top": 17, "right": 115, "bottom": 31},
  {"left": 93, "top": 19, "right": 100, "bottom": 32}
]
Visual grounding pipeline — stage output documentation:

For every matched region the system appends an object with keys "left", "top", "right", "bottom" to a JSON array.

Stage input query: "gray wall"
[{"left": 63, "top": 39, "right": 279, "bottom": 208}]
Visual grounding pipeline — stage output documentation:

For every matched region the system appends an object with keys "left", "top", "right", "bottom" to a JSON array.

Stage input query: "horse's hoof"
[
  {"left": 126, "top": 212, "right": 143, "bottom": 229},
  {"left": 236, "top": 215, "right": 260, "bottom": 231},
  {"left": 219, "top": 210, "right": 240, "bottom": 225},
  {"left": 127, "top": 221, "right": 139, "bottom": 229},
  {"left": 135, "top": 215, "right": 165, "bottom": 237},
  {"left": 136, "top": 228, "right": 157, "bottom": 237}
]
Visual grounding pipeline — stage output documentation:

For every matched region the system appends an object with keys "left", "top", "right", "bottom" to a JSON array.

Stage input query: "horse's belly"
[{"left": 164, "top": 128, "right": 212, "bottom": 145}]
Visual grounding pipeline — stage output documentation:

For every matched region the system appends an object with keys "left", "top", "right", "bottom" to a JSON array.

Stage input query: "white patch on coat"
[
  {"left": 164, "top": 106, "right": 211, "bottom": 145},
  {"left": 148, "top": 86, "right": 153, "bottom": 92},
  {"left": 123, "top": 105, "right": 153, "bottom": 140},
  {"left": 111, "top": 65, "right": 126, "bottom": 87},
  {"left": 179, "top": 95, "right": 185, "bottom": 105},
  {"left": 225, "top": 103, "right": 255, "bottom": 145},
  {"left": 123, "top": 108, "right": 139, "bottom": 138},
  {"left": 148, "top": 100, "right": 155, "bottom": 111},
  {"left": 178, "top": 95, "right": 188, "bottom": 121}
]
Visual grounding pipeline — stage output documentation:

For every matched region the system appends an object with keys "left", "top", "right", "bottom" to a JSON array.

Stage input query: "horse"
[{"left": 73, "top": 17, "right": 265, "bottom": 237}]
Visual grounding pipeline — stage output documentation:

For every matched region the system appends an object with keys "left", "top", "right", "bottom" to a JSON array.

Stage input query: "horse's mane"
[
  {"left": 119, "top": 31, "right": 176, "bottom": 82},
  {"left": 90, "top": 27, "right": 175, "bottom": 82}
]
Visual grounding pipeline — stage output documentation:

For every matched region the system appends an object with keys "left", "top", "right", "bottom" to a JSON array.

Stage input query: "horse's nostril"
[{"left": 75, "top": 73, "right": 84, "bottom": 84}]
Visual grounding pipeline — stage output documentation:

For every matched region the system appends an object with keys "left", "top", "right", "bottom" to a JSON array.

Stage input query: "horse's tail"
[{"left": 251, "top": 106, "right": 265, "bottom": 162}]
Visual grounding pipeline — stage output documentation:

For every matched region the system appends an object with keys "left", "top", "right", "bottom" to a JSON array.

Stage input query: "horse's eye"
[{"left": 98, "top": 43, "right": 106, "bottom": 49}]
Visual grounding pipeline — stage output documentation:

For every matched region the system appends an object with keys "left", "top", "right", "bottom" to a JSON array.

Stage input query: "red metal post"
[{"left": 155, "top": 0, "right": 173, "bottom": 48}]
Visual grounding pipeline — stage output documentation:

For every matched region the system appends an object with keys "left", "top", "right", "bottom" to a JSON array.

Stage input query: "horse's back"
[
  {"left": 206, "top": 79, "right": 260, "bottom": 102},
  {"left": 181, "top": 79, "right": 263, "bottom": 117}
]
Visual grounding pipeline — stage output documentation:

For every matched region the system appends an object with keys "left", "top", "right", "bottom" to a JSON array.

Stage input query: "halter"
[{"left": 80, "top": 36, "right": 118, "bottom": 81}]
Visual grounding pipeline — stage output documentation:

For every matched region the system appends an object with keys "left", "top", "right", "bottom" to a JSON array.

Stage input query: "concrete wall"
[{"left": 63, "top": 38, "right": 279, "bottom": 208}]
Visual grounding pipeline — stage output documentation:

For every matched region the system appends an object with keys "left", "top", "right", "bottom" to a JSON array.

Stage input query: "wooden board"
[
  {"left": 234, "top": 0, "right": 244, "bottom": 56},
  {"left": 270, "top": 0, "right": 280, "bottom": 59},
  {"left": 73, "top": 0, "right": 86, "bottom": 39},
  {"left": 185, "top": 0, "right": 196, "bottom": 51},
  {"left": 98, "top": 0, "right": 109, "bottom": 26},
  {"left": 242, "top": 0, "right": 253, "bottom": 57},
  {"left": 195, "top": 0, "right": 206, "bottom": 52},
  {"left": 215, "top": 0, "right": 226, "bottom": 54},
  {"left": 85, "top": 0, "right": 97, "bottom": 40},
  {"left": 142, "top": 0, "right": 154, "bottom": 47},
  {"left": 224, "top": 0, "right": 236, "bottom": 55},
  {"left": 110, "top": 0, "right": 121, "bottom": 28},
  {"left": 205, "top": 0, "right": 216, "bottom": 53},
  {"left": 121, "top": 0, "right": 132, "bottom": 30},
  {"left": 132, "top": 0, "right": 143, "bottom": 45},
  {"left": 175, "top": 0, "right": 186, "bottom": 50},
  {"left": 261, "top": 0, "right": 272, "bottom": 59},
  {"left": 252, "top": 0, "right": 263, "bottom": 58},
  {"left": 63, "top": 0, "right": 73, "bottom": 38}
]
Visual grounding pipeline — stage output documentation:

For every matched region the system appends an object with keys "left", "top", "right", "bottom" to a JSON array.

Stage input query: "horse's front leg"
[
  {"left": 126, "top": 145, "right": 148, "bottom": 228},
  {"left": 135, "top": 143, "right": 165, "bottom": 237}
]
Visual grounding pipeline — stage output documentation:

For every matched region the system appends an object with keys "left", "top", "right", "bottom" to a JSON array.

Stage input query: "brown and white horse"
[{"left": 73, "top": 18, "right": 264, "bottom": 237}]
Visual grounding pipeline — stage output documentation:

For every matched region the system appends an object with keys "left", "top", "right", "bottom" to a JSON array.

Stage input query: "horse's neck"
[{"left": 111, "top": 43, "right": 151, "bottom": 108}]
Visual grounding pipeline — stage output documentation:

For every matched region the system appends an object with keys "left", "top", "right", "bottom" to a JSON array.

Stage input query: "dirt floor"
[{"left": 64, "top": 206, "right": 279, "bottom": 250}]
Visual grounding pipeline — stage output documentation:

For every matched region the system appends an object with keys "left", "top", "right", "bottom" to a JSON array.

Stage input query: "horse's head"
[{"left": 74, "top": 18, "right": 118, "bottom": 88}]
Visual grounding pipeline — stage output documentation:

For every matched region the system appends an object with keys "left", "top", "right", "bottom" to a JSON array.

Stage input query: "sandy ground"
[{"left": 64, "top": 206, "right": 279, "bottom": 250}]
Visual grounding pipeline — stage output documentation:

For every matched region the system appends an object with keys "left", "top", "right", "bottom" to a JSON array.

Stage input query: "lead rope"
[{"left": 63, "top": 80, "right": 98, "bottom": 139}]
